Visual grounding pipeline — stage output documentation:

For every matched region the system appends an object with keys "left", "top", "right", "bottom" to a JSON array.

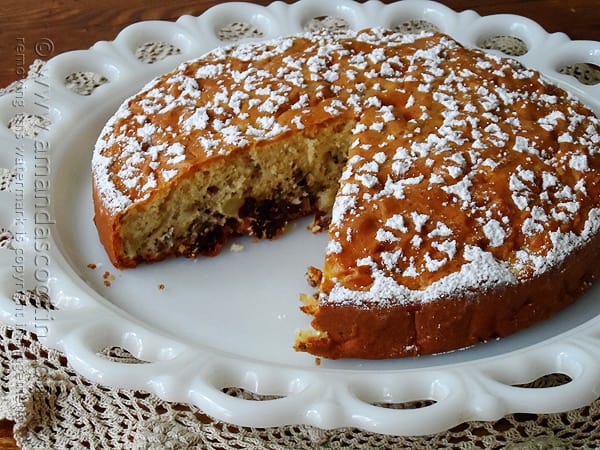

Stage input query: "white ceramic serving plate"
[{"left": 1, "top": 0, "right": 600, "bottom": 436}]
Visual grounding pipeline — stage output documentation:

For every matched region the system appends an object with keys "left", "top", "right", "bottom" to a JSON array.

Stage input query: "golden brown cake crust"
[{"left": 92, "top": 28, "right": 600, "bottom": 359}]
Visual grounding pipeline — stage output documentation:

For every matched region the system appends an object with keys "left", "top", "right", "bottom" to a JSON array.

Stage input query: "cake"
[{"left": 92, "top": 28, "right": 600, "bottom": 359}]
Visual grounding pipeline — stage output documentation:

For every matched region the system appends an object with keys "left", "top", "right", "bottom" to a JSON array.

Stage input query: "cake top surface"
[{"left": 92, "top": 28, "right": 600, "bottom": 306}]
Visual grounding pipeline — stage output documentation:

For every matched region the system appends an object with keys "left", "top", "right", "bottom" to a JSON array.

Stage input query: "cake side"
[
  {"left": 295, "top": 31, "right": 600, "bottom": 358},
  {"left": 296, "top": 221, "right": 600, "bottom": 359},
  {"left": 93, "top": 119, "right": 353, "bottom": 267}
]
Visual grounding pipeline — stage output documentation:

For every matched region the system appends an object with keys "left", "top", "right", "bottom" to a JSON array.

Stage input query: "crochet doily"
[{"left": 1, "top": 20, "right": 600, "bottom": 449}]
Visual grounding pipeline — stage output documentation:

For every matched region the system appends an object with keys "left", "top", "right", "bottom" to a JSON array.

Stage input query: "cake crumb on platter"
[
  {"left": 230, "top": 243, "right": 244, "bottom": 252},
  {"left": 305, "top": 266, "right": 322, "bottom": 288},
  {"left": 102, "top": 271, "right": 115, "bottom": 281}
]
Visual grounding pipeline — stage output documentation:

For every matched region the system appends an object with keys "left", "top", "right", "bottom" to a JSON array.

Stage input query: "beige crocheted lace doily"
[{"left": 1, "top": 26, "right": 600, "bottom": 449}]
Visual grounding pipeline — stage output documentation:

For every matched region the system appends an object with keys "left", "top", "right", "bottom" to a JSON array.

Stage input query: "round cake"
[{"left": 92, "top": 28, "right": 600, "bottom": 359}]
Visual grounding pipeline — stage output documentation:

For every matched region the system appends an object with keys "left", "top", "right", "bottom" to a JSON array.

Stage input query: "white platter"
[{"left": 1, "top": 0, "right": 600, "bottom": 436}]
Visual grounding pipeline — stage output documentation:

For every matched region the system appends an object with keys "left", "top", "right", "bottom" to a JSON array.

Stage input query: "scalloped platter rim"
[{"left": 0, "top": 0, "right": 600, "bottom": 436}]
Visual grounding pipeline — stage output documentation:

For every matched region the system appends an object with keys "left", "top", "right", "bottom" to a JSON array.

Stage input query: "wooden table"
[
  {"left": 0, "top": 0, "right": 598, "bottom": 447},
  {"left": 2, "top": 0, "right": 600, "bottom": 89}
]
